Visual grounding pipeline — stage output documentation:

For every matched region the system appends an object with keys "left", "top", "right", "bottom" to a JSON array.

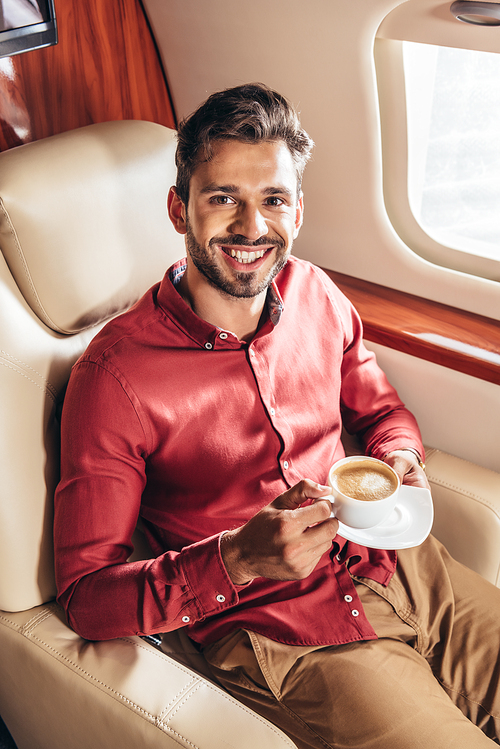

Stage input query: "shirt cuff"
[{"left": 178, "top": 532, "right": 240, "bottom": 622}]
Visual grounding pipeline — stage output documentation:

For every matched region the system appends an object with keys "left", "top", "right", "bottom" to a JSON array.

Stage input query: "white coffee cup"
[{"left": 327, "top": 456, "right": 400, "bottom": 529}]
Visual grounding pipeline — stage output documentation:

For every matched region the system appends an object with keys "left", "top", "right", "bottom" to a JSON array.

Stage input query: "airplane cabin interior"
[{"left": 0, "top": 1, "right": 499, "bottom": 747}]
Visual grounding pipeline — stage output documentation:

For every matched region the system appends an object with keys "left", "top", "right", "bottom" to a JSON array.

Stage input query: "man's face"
[{"left": 171, "top": 139, "right": 304, "bottom": 299}]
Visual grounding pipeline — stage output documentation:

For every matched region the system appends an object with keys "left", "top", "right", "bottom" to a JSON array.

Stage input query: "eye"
[
  {"left": 210, "top": 195, "right": 236, "bottom": 205},
  {"left": 265, "top": 196, "right": 285, "bottom": 207}
]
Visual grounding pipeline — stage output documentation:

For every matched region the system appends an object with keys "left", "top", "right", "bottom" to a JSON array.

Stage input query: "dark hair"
[{"left": 175, "top": 83, "right": 314, "bottom": 204}]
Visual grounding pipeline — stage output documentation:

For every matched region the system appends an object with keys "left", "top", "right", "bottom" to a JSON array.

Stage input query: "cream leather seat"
[
  {"left": 0, "top": 121, "right": 296, "bottom": 749},
  {"left": 0, "top": 120, "right": 499, "bottom": 749}
]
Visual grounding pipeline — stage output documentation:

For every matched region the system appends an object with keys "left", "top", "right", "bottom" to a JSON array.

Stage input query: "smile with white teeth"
[{"left": 228, "top": 248, "right": 267, "bottom": 264}]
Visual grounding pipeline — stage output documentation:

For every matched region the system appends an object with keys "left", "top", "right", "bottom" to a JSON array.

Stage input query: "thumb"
[{"left": 273, "top": 479, "right": 332, "bottom": 511}]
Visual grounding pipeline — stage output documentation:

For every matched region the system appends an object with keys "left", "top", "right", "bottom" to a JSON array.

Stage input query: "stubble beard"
[{"left": 185, "top": 220, "right": 290, "bottom": 299}]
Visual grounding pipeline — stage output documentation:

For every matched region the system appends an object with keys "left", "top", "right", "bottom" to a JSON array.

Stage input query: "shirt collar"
[{"left": 156, "top": 258, "right": 284, "bottom": 350}]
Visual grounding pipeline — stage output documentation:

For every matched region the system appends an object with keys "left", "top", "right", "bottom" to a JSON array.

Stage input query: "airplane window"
[{"left": 403, "top": 42, "right": 500, "bottom": 263}]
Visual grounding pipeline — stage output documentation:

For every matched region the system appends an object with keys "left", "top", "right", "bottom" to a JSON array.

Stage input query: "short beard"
[{"left": 185, "top": 220, "right": 289, "bottom": 299}]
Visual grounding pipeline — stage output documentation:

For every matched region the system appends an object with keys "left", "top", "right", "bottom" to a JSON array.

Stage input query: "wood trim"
[
  {"left": 0, "top": 0, "right": 175, "bottom": 152},
  {"left": 324, "top": 269, "right": 500, "bottom": 386}
]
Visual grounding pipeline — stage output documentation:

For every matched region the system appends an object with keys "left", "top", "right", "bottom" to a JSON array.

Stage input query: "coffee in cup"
[
  {"left": 327, "top": 456, "right": 400, "bottom": 529},
  {"left": 332, "top": 459, "right": 398, "bottom": 502}
]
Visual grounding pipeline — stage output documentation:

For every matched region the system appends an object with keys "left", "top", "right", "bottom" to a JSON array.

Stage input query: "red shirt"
[{"left": 54, "top": 256, "right": 424, "bottom": 646}]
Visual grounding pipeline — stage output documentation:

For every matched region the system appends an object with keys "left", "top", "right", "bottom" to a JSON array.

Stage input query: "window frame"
[{"left": 375, "top": 37, "right": 500, "bottom": 284}]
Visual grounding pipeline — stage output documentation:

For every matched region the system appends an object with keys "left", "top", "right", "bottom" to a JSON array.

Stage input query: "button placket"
[{"left": 247, "top": 344, "right": 292, "bottom": 483}]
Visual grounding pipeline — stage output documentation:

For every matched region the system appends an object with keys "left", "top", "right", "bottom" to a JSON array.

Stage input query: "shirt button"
[
  {"left": 270, "top": 407, "right": 276, "bottom": 416},
  {"left": 216, "top": 594, "right": 226, "bottom": 603},
  {"left": 336, "top": 554, "right": 342, "bottom": 562},
  {"left": 249, "top": 348, "right": 256, "bottom": 356},
  {"left": 283, "top": 461, "right": 289, "bottom": 470},
  {"left": 219, "top": 332, "right": 228, "bottom": 340},
  {"left": 204, "top": 342, "right": 213, "bottom": 350},
  {"left": 344, "top": 595, "right": 353, "bottom": 603},
  {"left": 351, "top": 609, "right": 359, "bottom": 617},
  {"left": 182, "top": 615, "right": 190, "bottom": 623}
]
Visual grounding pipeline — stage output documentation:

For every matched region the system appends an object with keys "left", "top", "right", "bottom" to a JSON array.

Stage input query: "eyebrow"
[
  {"left": 199, "top": 183, "right": 238, "bottom": 195},
  {"left": 199, "top": 183, "right": 295, "bottom": 198}
]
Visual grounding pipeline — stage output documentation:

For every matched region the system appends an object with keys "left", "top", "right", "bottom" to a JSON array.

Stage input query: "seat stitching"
[
  {"left": 0, "top": 613, "right": 296, "bottom": 747},
  {"left": 428, "top": 475, "right": 500, "bottom": 514},
  {"left": 157, "top": 681, "right": 200, "bottom": 724},
  {"left": 0, "top": 350, "right": 58, "bottom": 398},
  {"left": 0, "top": 359, "right": 56, "bottom": 403}
]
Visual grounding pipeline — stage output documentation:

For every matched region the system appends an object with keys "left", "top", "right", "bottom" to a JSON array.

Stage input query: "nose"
[{"left": 228, "top": 203, "right": 268, "bottom": 241}]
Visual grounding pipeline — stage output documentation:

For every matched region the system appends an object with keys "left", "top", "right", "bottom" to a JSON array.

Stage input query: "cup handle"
[{"left": 318, "top": 495, "right": 336, "bottom": 518}]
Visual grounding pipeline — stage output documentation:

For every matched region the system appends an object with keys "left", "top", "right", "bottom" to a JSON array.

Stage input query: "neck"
[{"left": 177, "top": 264, "right": 268, "bottom": 343}]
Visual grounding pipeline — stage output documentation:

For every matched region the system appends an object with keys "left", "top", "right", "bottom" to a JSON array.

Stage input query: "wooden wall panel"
[{"left": 0, "top": 0, "right": 175, "bottom": 152}]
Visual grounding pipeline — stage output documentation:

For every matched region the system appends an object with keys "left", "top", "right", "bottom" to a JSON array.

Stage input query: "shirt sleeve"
[
  {"left": 54, "top": 359, "right": 239, "bottom": 641},
  {"left": 332, "top": 285, "right": 425, "bottom": 461}
]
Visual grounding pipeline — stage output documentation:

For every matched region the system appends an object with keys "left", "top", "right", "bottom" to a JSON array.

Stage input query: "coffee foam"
[{"left": 332, "top": 461, "right": 397, "bottom": 501}]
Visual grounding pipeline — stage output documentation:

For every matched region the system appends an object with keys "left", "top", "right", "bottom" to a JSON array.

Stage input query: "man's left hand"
[{"left": 383, "top": 450, "right": 430, "bottom": 490}]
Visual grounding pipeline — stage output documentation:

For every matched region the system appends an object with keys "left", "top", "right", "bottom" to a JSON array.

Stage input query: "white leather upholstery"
[
  {"left": 0, "top": 120, "right": 499, "bottom": 749},
  {"left": 0, "top": 604, "right": 295, "bottom": 749}
]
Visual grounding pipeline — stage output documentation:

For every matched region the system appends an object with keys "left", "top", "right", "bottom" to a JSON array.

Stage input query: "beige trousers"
[{"left": 203, "top": 536, "right": 500, "bottom": 748}]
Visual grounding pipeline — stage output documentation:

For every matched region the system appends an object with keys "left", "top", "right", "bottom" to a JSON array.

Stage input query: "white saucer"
[{"left": 336, "top": 486, "right": 434, "bottom": 550}]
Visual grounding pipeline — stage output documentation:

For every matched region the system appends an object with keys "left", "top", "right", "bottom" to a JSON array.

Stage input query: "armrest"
[
  {"left": 425, "top": 448, "right": 500, "bottom": 587},
  {"left": 0, "top": 604, "right": 296, "bottom": 749}
]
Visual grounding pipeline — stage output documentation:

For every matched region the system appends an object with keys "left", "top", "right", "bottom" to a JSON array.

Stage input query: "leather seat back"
[{"left": 0, "top": 121, "right": 184, "bottom": 611}]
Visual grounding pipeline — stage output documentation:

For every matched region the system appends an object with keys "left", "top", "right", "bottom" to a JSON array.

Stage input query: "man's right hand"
[{"left": 220, "top": 479, "right": 339, "bottom": 586}]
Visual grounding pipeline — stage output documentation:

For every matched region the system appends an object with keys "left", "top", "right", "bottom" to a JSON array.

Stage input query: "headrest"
[{"left": 0, "top": 121, "right": 185, "bottom": 334}]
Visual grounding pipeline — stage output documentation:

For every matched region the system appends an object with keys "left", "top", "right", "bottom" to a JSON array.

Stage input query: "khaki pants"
[{"left": 203, "top": 536, "right": 500, "bottom": 748}]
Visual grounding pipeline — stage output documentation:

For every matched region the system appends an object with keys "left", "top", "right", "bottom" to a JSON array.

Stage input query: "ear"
[
  {"left": 293, "top": 193, "right": 304, "bottom": 239},
  {"left": 167, "top": 187, "right": 187, "bottom": 235}
]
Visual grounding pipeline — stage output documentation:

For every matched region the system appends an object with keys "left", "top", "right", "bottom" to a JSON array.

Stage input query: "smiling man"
[
  {"left": 169, "top": 138, "right": 300, "bottom": 342},
  {"left": 54, "top": 84, "right": 500, "bottom": 748}
]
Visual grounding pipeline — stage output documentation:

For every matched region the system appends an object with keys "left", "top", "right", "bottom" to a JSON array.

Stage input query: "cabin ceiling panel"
[{"left": 378, "top": 0, "right": 500, "bottom": 53}]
